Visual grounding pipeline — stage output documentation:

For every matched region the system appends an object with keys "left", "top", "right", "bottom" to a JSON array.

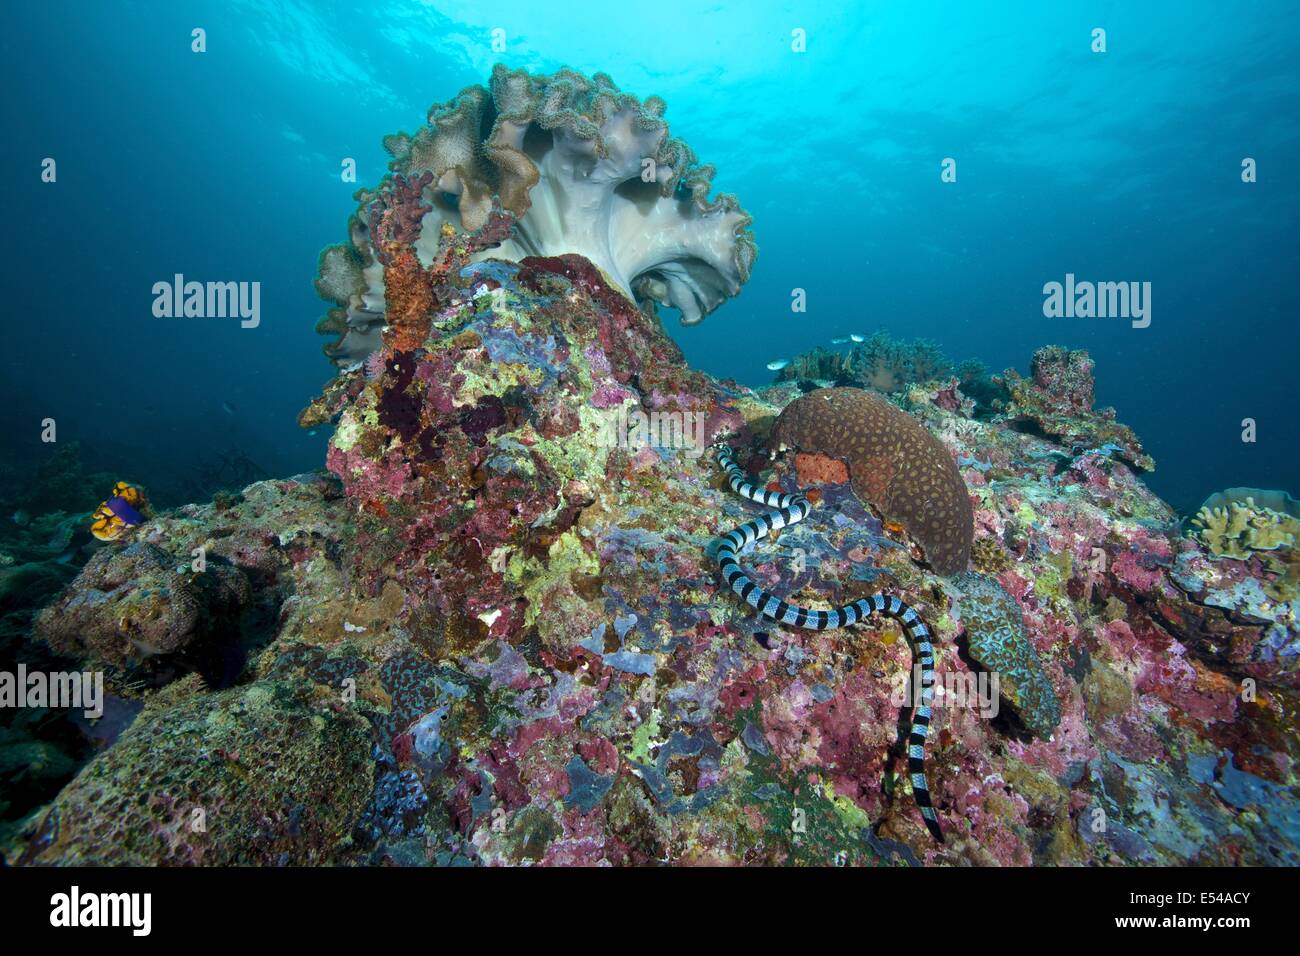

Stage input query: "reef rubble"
[{"left": 9, "top": 239, "right": 1297, "bottom": 867}]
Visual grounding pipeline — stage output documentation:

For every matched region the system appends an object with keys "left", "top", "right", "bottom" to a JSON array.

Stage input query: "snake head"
[{"left": 767, "top": 442, "right": 794, "bottom": 461}]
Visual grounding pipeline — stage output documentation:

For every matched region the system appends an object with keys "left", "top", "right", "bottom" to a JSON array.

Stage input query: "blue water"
[{"left": 3, "top": 0, "right": 1297, "bottom": 513}]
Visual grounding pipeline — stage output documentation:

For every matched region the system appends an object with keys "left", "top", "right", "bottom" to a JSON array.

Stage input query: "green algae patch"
[
  {"left": 627, "top": 707, "right": 663, "bottom": 765},
  {"left": 333, "top": 413, "right": 365, "bottom": 453},
  {"left": 727, "top": 751, "right": 889, "bottom": 866},
  {"left": 505, "top": 530, "right": 600, "bottom": 636}
]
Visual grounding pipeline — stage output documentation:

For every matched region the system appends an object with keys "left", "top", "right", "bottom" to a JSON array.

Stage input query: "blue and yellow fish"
[{"left": 90, "top": 482, "right": 148, "bottom": 541}]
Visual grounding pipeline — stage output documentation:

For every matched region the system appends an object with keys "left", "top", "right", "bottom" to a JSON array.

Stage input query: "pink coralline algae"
[
  {"left": 1111, "top": 544, "right": 1172, "bottom": 594},
  {"left": 591, "top": 384, "right": 635, "bottom": 409}
]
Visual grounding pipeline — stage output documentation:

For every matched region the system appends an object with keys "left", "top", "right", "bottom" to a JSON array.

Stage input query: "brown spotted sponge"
[{"left": 770, "top": 387, "right": 973, "bottom": 575}]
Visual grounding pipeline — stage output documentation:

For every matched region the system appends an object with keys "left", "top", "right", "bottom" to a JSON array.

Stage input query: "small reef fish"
[
  {"left": 90, "top": 483, "right": 148, "bottom": 542},
  {"left": 849, "top": 333, "right": 865, "bottom": 343},
  {"left": 831, "top": 337, "right": 848, "bottom": 345},
  {"left": 221, "top": 401, "right": 237, "bottom": 416},
  {"left": 11, "top": 510, "right": 30, "bottom": 527},
  {"left": 766, "top": 359, "right": 791, "bottom": 371}
]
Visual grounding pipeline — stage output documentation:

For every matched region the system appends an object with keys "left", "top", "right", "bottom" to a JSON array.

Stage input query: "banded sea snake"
[{"left": 710, "top": 445, "right": 943, "bottom": 842}]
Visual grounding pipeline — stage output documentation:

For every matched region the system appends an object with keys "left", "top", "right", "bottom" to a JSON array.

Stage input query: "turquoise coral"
[{"left": 951, "top": 571, "right": 1061, "bottom": 739}]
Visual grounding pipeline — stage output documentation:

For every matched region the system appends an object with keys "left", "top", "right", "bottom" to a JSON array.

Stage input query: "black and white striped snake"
[{"left": 710, "top": 444, "right": 944, "bottom": 843}]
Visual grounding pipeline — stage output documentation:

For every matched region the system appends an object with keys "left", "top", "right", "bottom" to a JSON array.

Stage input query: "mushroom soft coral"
[{"left": 314, "top": 64, "right": 756, "bottom": 366}]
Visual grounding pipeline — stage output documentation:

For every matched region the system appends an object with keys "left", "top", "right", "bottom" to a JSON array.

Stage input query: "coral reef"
[
  {"left": 774, "top": 336, "right": 1017, "bottom": 424},
  {"left": 776, "top": 331, "right": 952, "bottom": 394},
  {"left": 1181, "top": 490, "right": 1299, "bottom": 679},
  {"left": 770, "top": 387, "right": 974, "bottom": 576},
  {"left": 314, "top": 65, "right": 756, "bottom": 364},
  {"left": 9, "top": 230, "right": 1299, "bottom": 864},
  {"left": 999, "top": 345, "right": 1154, "bottom": 471},
  {"left": 710, "top": 445, "right": 946, "bottom": 840},
  {"left": 20, "top": 473, "right": 358, "bottom": 698},
  {"left": 0, "top": 466, "right": 124, "bottom": 837},
  {"left": 13, "top": 442, "right": 119, "bottom": 516},
  {"left": 1201, "top": 487, "right": 1300, "bottom": 519}
]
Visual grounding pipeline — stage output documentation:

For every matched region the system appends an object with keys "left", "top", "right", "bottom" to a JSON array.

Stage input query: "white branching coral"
[{"left": 314, "top": 65, "right": 757, "bottom": 364}]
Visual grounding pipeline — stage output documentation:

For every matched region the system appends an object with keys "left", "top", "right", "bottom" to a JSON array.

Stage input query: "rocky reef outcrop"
[
  {"left": 11, "top": 676, "right": 373, "bottom": 865},
  {"left": 8, "top": 184, "right": 1298, "bottom": 866},
  {"left": 998, "top": 345, "right": 1154, "bottom": 472},
  {"left": 33, "top": 543, "right": 251, "bottom": 677}
]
